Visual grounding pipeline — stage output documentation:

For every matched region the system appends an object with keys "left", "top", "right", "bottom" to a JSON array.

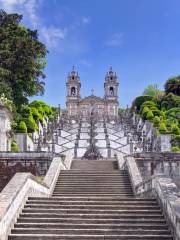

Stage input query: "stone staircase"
[{"left": 8, "top": 160, "right": 173, "bottom": 239}]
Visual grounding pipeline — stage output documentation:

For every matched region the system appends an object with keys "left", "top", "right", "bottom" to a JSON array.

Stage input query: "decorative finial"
[
  {"left": 72, "top": 65, "right": 75, "bottom": 71},
  {"left": 91, "top": 88, "right": 94, "bottom": 95},
  {"left": 109, "top": 66, "right": 113, "bottom": 71}
]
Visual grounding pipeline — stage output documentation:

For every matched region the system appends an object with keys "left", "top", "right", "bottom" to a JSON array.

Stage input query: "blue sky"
[{"left": 1, "top": 0, "right": 180, "bottom": 108}]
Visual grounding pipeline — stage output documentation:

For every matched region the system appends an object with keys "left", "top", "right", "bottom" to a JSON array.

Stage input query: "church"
[{"left": 66, "top": 67, "right": 119, "bottom": 119}]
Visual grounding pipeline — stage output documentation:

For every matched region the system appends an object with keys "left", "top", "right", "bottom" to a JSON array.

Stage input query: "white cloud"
[
  {"left": 82, "top": 16, "right": 90, "bottom": 24},
  {"left": 0, "top": 0, "right": 89, "bottom": 51},
  {"left": 0, "top": 0, "right": 40, "bottom": 27},
  {"left": 40, "top": 26, "right": 67, "bottom": 48},
  {"left": 106, "top": 33, "right": 124, "bottom": 47}
]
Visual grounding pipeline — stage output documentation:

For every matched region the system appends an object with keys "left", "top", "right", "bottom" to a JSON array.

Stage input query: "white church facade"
[{"left": 66, "top": 67, "right": 119, "bottom": 119}]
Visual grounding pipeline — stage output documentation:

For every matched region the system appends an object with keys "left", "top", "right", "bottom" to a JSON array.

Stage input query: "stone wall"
[
  {"left": 0, "top": 105, "right": 12, "bottom": 151},
  {"left": 0, "top": 149, "right": 74, "bottom": 240},
  {"left": 124, "top": 155, "right": 180, "bottom": 240}
]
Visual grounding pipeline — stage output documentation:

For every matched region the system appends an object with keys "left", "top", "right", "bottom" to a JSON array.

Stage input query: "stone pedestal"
[{"left": 0, "top": 104, "right": 12, "bottom": 151}]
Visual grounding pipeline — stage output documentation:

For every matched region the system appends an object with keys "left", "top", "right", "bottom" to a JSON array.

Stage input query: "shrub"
[
  {"left": 171, "top": 125, "right": 180, "bottom": 135},
  {"left": 146, "top": 111, "right": 154, "bottom": 121},
  {"left": 165, "top": 76, "right": 180, "bottom": 95},
  {"left": 142, "top": 106, "right": 150, "bottom": 119},
  {"left": 171, "top": 135, "right": 180, "bottom": 148},
  {"left": 172, "top": 147, "right": 180, "bottom": 152},
  {"left": 16, "top": 121, "right": 27, "bottom": 133},
  {"left": 25, "top": 116, "right": 38, "bottom": 133},
  {"left": 161, "top": 93, "right": 180, "bottom": 110},
  {"left": 141, "top": 101, "right": 157, "bottom": 109},
  {"left": 134, "top": 95, "right": 153, "bottom": 112},
  {"left": 30, "top": 107, "right": 43, "bottom": 122},
  {"left": 153, "top": 116, "right": 160, "bottom": 127},
  {"left": 11, "top": 140, "right": 19, "bottom": 152},
  {"left": 159, "top": 122, "right": 168, "bottom": 134},
  {"left": 21, "top": 106, "right": 32, "bottom": 118}
]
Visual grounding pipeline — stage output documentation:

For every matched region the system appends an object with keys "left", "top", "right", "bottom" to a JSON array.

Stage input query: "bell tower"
[
  {"left": 66, "top": 66, "right": 81, "bottom": 117},
  {"left": 104, "top": 67, "right": 119, "bottom": 118}
]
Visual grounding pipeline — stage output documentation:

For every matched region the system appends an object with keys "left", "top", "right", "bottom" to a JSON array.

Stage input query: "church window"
[
  {"left": 71, "top": 87, "right": 76, "bottom": 96},
  {"left": 109, "top": 87, "right": 114, "bottom": 96}
]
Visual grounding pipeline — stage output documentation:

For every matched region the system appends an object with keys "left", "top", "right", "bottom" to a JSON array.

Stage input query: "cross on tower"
[{"left": 91, "top": 89, "right": 94, "bottom": 95}]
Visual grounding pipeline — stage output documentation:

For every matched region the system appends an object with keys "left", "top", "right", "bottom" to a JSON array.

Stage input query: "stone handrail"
[
  {"left": 0, "top": 151, "right": 74, "bottom": 240},
  {"left": 124, "top": 155, "right": 180, "bottom": 240}
]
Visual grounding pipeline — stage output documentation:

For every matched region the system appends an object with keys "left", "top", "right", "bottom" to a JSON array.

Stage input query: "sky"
[{"left": 1, "top": 0, "right": 180, "bottom": 108}]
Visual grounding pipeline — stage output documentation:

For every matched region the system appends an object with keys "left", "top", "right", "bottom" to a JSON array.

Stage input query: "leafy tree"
[
  {"left": 146, "top": 111, "right": 154, "bottom": 121},
  {"left": 133, "top": 95, "right": 153, "bottom": 112},
  {"left": 16, "top": 121, "right": 27, "bottom": 133},
  {"left": 25, "top": 116, "right": 38, "bottom": 133},
  {"left": 171, "top": 125, "right": 180, "bottom": 135},
  {"left": 159, "top": 122, "right": 168, "bottom": 134},
  {"left": 31, "top": 107, "right": 42, "bottom": 122},
  {"left": 153, "top": 116, "right": 160, "bottom": 127},
  {"left": 143, "top": 84, "right": 163, "bottom": 96},
  {"left": 165, "top": 76, "right": 180, "bottom": 95},
  {"left": 142, "top": 106, "right": 149, "bottom": 119},
  {"left": 0, "top": 10, "right": 47, "bottom": 109},
  {"left": 141, "top": 101, "right": 157, "bottom": 109},
  {"left": 161, "top": 93, "right": 180, "bottom": 110},
  {"left": 172, "top": 147, "right": 180, "bottom": 152}
]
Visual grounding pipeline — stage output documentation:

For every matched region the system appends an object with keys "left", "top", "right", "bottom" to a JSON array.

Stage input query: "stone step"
[
  {"left": 60, "top": 171, "right": 122, "bottom": 174},
  {"left": 22, "top": 208, "right": 162, "bottom": 214},
  {"left": 58, "top": 174, "right": 129, "bottom": 177},
  {"left": 14, "top": 223, "right": 168, "bottom": 230},
  {"left": 8, "top": 234, "right": 173, "bottom": 240},
  {"left": 53, "top": 189, "right": 133, "bottom": 191},
  {"left": 55, "top": 181, "right": 132, "bottom": 184},
  {"left": 11, "top": 228, "right": 171, "bottom": 235},
  {"left": 70, "top": 160, "right": 119, "bottom": 171},
  {"left": 52, "top": 194, "right": 134, "bottom": 197},
  {"left": 19, "top": 213, "right": 165, "bottom": 219},
  {"left": 52, "top": 189, "right": 133, "bottom": 192},
  {"left": 17, "top": 218, "right": 167, "bottom": 224},
  {"left": 28, "top": 197, "right": 156, "bottom": 202},
  {"left": 8, "top": 165, "right": 173, "bottom": 240},
  {"left": 26, "top": 200, "right": 158, "bottom": 206},
  {"left": 24, "top": 204, "right": 160, "bottom": 210}
]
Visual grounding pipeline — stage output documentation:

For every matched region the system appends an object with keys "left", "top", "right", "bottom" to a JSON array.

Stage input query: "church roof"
[{"left": 79, "top": 95, "right": 105, "bottom": 103}]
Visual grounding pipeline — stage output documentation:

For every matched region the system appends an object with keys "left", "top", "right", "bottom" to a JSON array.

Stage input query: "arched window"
[
  {"left": 71, "top": 87, "right": 76, "bottom": 96},
  {"left": 109, "top": 87, "right": 114, "bottom": 96}
]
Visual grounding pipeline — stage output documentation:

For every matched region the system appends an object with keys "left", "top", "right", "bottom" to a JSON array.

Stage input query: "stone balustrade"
[
  {"left": 124, "top": 155, "right": 180, "bottom": 240},
  {"left": 0, "top": 150, "right": 74, "bottom": 240}
]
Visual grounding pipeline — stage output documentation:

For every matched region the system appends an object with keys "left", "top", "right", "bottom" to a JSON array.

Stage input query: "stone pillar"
[{"left": 0, "top": 103, "right": 12, "bottom": 151}]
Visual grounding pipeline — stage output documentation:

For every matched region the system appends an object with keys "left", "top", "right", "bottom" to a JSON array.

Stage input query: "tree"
[
  {"left": 0, "top": 10, "right": 47, "bottom": 109},
  {"left": 165, "top": 76, "right": 180, "bottom": 95},
  {"left": 159, "top": 122, "right": 168, "bottom": 134},
  {"left": 16, "top": 121, "right": 27, "bottom": 133},
  {"left": 133, "top": 95, "right": 153, "bottom": 112},
  {"left": 143, "top": 84, "right": 163, "bottom": 97},
  {"left": 153, "top": 116, "right": 160, "bottom": 127},
  {"left": 146, "top": 110, "right": 154, "bottom": 121}
]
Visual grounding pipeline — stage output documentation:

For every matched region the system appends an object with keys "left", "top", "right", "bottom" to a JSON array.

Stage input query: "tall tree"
[
  {"left": 0, "top": 10, "right": 48, "bottom": 109},
  {"left": 165, "top": 76, "right": 180, "bottom": 96},
  {"left": 143, "top": 84, "right": 163, "bottom": 96}
]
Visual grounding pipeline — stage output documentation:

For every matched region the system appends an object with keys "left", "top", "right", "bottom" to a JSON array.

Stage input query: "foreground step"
[
  {"left": 14, "top": 223, "right": 169, "bottom": 230},
  {"left": 19, "top": 213, "right": 165, "bottom": 219},
  {"left": 8, "top": 234, "right": 173, "bottom": 240},
  {"left": 17, "top": 218, "right": 167, "bottom": 224},
  {"left": 8, "top": 166, "right": 173, "bottom": 240},
  {"left": 11, "top": 228, "right": 171, "bottom": 235}
]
